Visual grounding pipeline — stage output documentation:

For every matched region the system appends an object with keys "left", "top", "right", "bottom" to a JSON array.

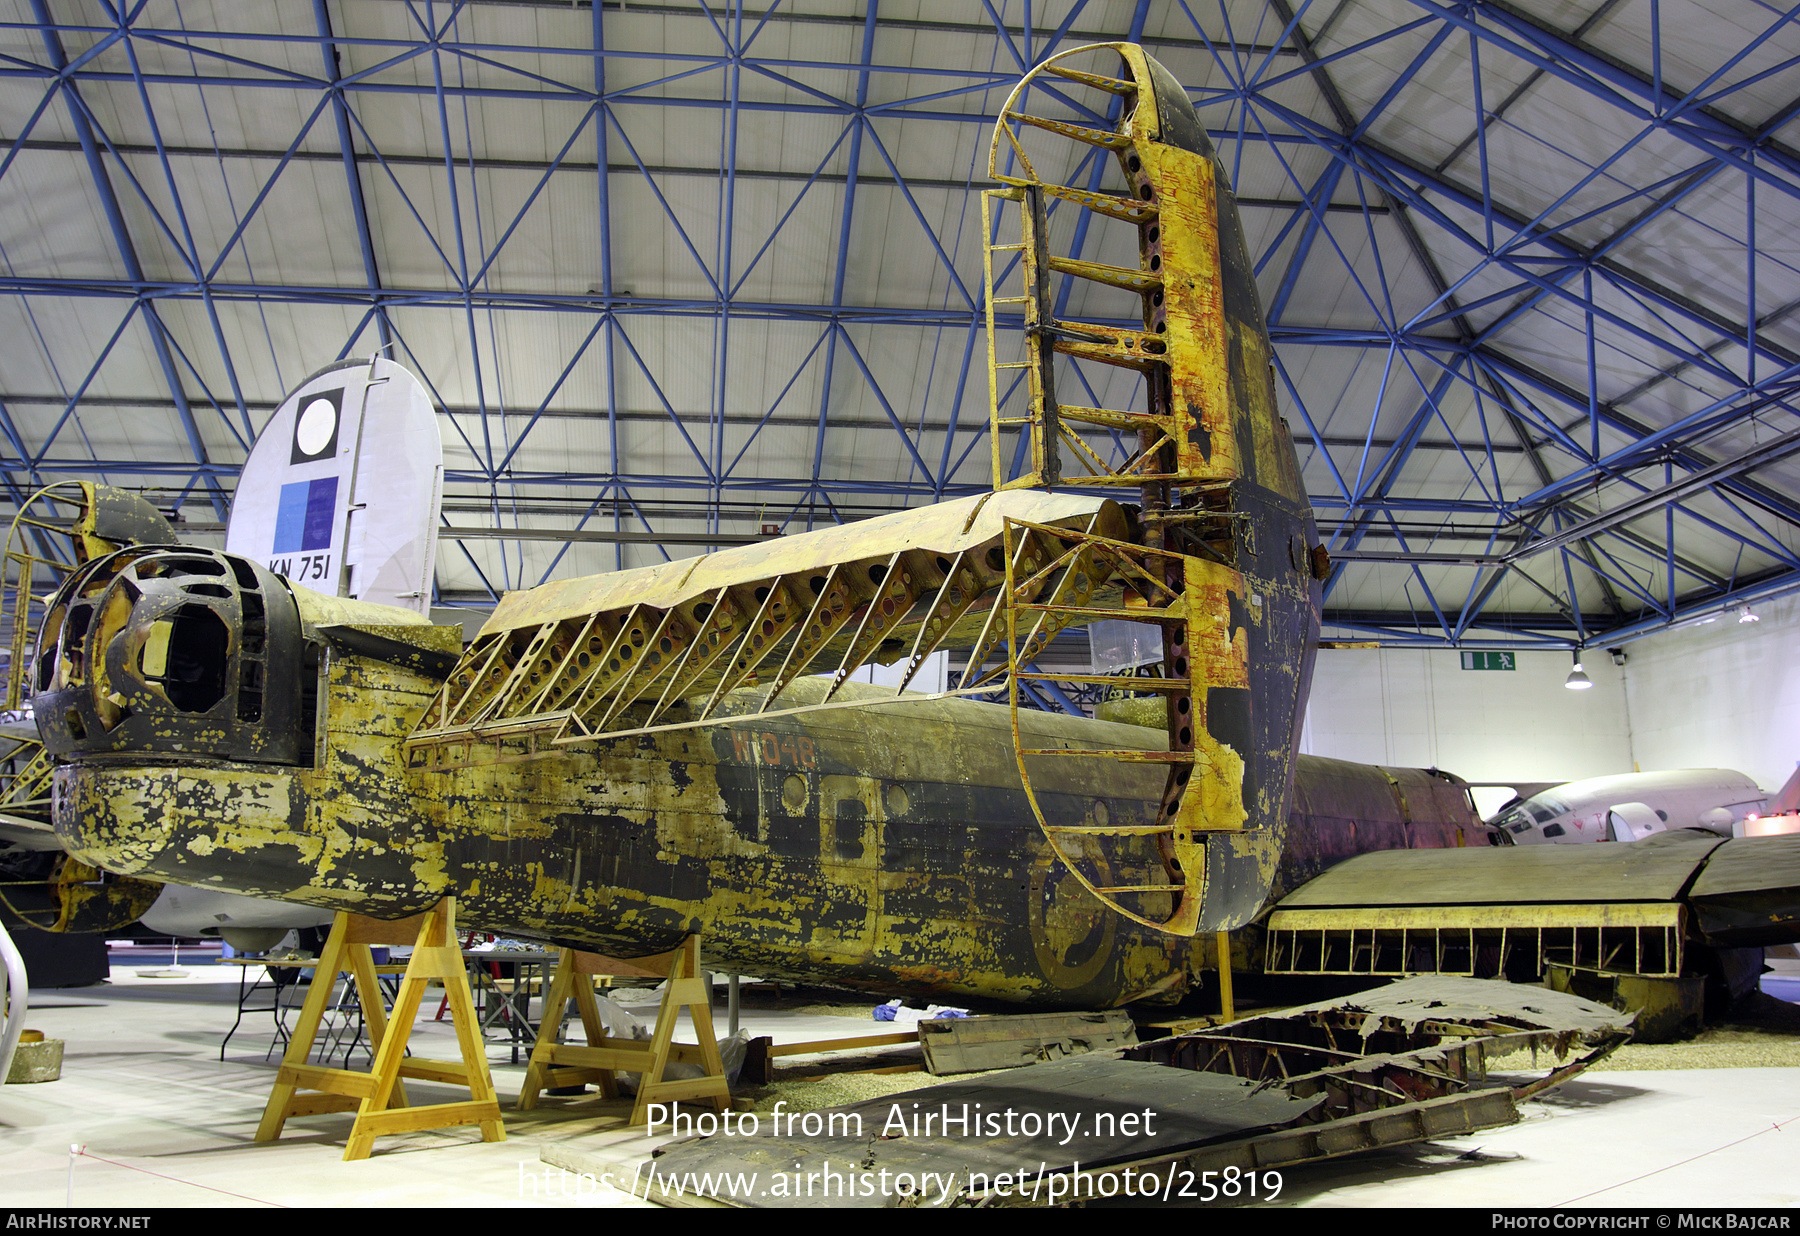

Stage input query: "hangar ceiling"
[{"left": 0, "top": 0, "right": 1797, "bottom": 653}]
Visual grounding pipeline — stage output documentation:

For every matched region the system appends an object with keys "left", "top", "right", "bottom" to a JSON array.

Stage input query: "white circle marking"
[{"left": 295, "top": 398, "right": 336, "bottom": 456}]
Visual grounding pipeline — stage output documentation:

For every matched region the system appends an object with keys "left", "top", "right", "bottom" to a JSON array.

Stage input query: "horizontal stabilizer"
[
  {"left": 1686, "top": 832, "right": 1800, "bottom": 946},
  {"left": 1267, "top": 830, "right": 1800, "bottom": 972},
  {"left": 1277, "top": 828, "right": 1727, "bottom": 908}
]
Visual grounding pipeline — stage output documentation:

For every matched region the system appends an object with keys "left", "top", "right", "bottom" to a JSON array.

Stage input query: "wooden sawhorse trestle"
[
  {"left": 516, "top": 936, "right": 730, "bottom": 1127},
  {"left": 255, "top": 897, "right": 506, "bottom": 1161}
]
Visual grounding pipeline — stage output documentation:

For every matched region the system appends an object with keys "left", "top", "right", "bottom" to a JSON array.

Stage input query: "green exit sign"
[{"left": 1461, "top": 651, "right": 1515, "bottom": 671}]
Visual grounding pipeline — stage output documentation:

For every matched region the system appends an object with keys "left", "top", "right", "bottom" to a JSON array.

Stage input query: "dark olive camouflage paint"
[
  {"left": 37, "top": 45, "right": 1449, "bottom": 1005},
  {"left": 1144, "top": 42, "right": 1325, "bottom": 932},
  {"left": 52, "top": 642, "right": 1476, "bottom": 1008}
]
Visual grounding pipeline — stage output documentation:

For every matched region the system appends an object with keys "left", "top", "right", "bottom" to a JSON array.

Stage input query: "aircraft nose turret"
[{"left": 32, "top": 546, "right": 308, "bottom": 765}]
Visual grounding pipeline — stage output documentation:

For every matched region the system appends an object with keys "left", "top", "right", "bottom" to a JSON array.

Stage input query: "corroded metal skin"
[
  {"left": 56, "top": 657, "right": 1198, "bottom": 1006},
  {"left": 69, "top": 483, "right": 178, "bottom": 564},
  {"left": 48, "top": 857, "right": 162, "bottom": 933},
  {"left": 0, "top": 853, "right": 162, "bottom": 935},
  {"left": 1274, "top": 755, "right": 1476, "bottom": 903},
  {"left": 39, "top": 45, "right": 1355, "bottom": 1001},
  {"left": 983, "top": 45, "right": 1324, "bottom": 933},
  {"left": 393, "top": 45, "right": 1328, "bottom": 943},
  {"left": 35, "top": 546, "right": 306, "bottom": 764},
  {"left": 0, "top": 483, "right": 181, "bottom": 928},
  {"left": 1132, "top": 42, "right": 1324, "bottom": 933},
  {"left": 48, "top": 604, "right": 1476, "bottom": 1007},
  {"left": 5, "top": 480, "right": 179, "bottom": 712}
]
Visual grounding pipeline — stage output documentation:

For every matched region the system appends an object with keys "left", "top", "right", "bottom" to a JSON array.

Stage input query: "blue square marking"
[{"left": 273, "top": 477, "right": 338, "bottom": 553}]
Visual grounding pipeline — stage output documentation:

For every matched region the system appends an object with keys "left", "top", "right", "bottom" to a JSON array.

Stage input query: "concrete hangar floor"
[{"left": 1, "top": 962, "right": 1798, "bottom": 1209}]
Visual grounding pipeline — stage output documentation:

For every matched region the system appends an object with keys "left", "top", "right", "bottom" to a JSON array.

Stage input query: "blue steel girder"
[
  {"left": 0, "top": 266, "right": 1786, "bottom": 521},
  {"left": 1451, "top": 514, "right": 1553, "bottom": 642},
  {"left": 723, "top": 328, "right": 833, "bottom": 483},
  {"left": 1431, "top": 164, "right": 1728, "bottom": 346},
  {"left": 1473, "top": 348, "right": 1800, "bottom": 532},
  {"left": 807, "top": 2, "right": 880, "bottom": 528},
  {"left": 590, "top": 1, "right": 622, "bottom": 570},
  {"left": 1325, "top": 547, "right": 1800, "bottom": 646},
  {"left": 1429, "top": 464, "right": 1795, "bottom": 637},
  {"left": 116, "top": 27, "right": 255, "bottom": 446},
  {"left": 315, "top": 0, "right": 392, "bottom": 352},
  {"left": 1248, "top": 0, "right": 1625, "bottom": 601},
  {"left": 1210, "top": 27, "right": 1800, "bottom": 414},
  {"left": 1234, "top": 138, "right": 1800, "bottom": 540},
  {"left": 1460, "top": 357, "right": 1723, "bottom": 607},
  {"left": 0, "top": 1, "right": 1795, "bottom": 644},
  {"left": 1322, "top": 365, "right": 1462, "bottom": 598},
  {"left": 1572, "top": 534, "right": 1669, "bottom": 618},
  {"left": 27, "top": 0, "right": 230, "bottom": 521},
  {"left": 1251, "top": 6, "right": 1573, "bottom": 588},
  {"left": 1242, "top": 0, "right": 1800, "bottom": 637},
  {"left": 1324, "top": 112, "right": 1800, "bottom": 557},
  {"left": 493, "top": 315, "right": 608, "bottom": 476},
  {"left": 1404, "top": 0, "right": 1800, "bottom": 201},
  {"left": 1244, "top": 103, "right": 1785, "bottom": 394}
]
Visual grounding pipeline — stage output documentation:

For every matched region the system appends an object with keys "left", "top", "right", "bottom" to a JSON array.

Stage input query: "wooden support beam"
[
  {"left": 254, "top": 898, "right": 505, "bottom": 1161},
  {"left": 517, "top": 937, "right": 731, "bottom": 1128}
]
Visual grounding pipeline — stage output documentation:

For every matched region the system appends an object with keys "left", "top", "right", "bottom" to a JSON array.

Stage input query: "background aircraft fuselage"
[{"left": 1488, "top": 769, "right": 1767, "bottom": 844}]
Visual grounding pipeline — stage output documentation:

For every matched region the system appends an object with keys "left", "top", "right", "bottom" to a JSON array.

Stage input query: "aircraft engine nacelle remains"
[{"left": 34, "top": 546, "right": 308, "bottom": 765}]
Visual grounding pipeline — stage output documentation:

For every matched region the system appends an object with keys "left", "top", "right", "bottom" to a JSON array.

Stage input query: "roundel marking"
[{"left": 295, "top": 398, "right": 338, "bottom": 457}]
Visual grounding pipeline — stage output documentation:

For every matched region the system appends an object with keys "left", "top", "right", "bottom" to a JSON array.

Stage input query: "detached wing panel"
[
  {"left": 1264, "top": 829, "right": 1800, "bottom": 980},
  {"left": 1685, "top": 833, "right": 1800, "bottom": 947},
  {"left": 1275, "top": 829, "right": 1727, "bottom": 909}
]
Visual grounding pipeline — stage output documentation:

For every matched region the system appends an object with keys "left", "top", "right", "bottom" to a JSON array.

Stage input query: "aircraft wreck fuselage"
[
  {"left": 33, "top": 41, "right": 1460, "bottom": 1009},
  {"left": 48, "top": 599, "right": 1470, "bottom": 1010}
]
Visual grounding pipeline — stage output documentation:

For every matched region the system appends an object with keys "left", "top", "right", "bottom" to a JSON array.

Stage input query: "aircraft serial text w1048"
[{"left": 31, "top": 46, "right": 1472, "bottom": 1009}]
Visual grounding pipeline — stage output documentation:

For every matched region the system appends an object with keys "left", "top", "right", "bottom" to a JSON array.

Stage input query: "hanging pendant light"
[{"left": 1565, "top": 648, "right": 1593, "bottom": 690}]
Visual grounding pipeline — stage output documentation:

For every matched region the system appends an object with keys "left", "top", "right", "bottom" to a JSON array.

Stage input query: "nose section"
[{"left": 33, "top": 546, "right": 307, "bottom": 764}]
